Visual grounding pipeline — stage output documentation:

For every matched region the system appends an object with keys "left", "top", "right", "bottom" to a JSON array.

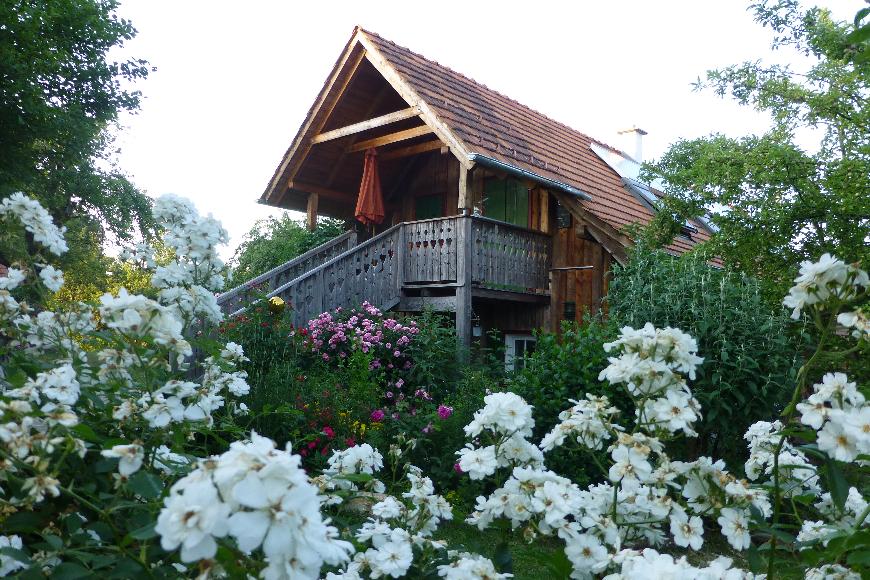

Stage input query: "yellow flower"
[{"left": 268, "top": 296, "right": 285, "bottom": 314}]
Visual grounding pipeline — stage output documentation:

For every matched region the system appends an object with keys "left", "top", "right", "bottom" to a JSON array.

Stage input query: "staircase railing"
[
  {"left": 216, "top": 230, "right": 357, "bottom": 316},
  {"left": 254, "top": 224, "right": 404, "bottom": 327}
]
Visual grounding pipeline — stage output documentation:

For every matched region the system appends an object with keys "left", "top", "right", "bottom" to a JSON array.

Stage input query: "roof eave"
[{"left": 468, "top": 153, "right": 592, "bottom": 201}]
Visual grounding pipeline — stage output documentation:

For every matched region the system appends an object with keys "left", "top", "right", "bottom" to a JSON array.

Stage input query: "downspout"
[{"left": 468, "top": 153, "right": 591, "bottom": 200}]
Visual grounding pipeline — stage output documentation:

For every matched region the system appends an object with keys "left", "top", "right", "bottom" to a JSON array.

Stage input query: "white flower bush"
[
  {"left": 0, "top": 193, "right": 259, "bottom": 576},
  {"left": 452, "top": 255, "right": 867, "bottom": 579},
  {"left": 0, "top": 190, "right": 865, "bottom": 578}
]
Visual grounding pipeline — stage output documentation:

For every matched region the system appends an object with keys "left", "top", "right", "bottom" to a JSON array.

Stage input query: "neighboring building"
[{"left": 220, "top": 27, "right": 713, "bottom": 352}]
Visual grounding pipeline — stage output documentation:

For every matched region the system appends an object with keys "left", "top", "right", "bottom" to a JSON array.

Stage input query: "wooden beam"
[
  {"left": 358, "top": 34, "right": 474, "bottom": 170},
  {"left": 539, "top": 188, "right": 550, "bottom": 233},
  {"left": 458, "top": 164, "right": 471, "bottom": 211},
  {"left": 379, "top": 139, "right": 444, "bottom": 161},
  {"left": 325, "top": 84, "right": 391, "bottom": 188},
  {"left": 288, "top": 181, "right": 352, "bottom": 201},
  {"left": 269, "top": 47, "right": 366, "bottom": 204},
  {"left": 306, "top": 193, "right": 319, "bottom": 231},
  {"left": 311, "top": 107, "right": 420, "bottom": 144},
  {"left": 347, "top": 125, "right": 433, "bottom": 153}
]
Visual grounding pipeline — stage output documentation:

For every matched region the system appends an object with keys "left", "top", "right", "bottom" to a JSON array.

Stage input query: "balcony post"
[{"left": 455, "top": 216, "right": 473, "bottom": 357}]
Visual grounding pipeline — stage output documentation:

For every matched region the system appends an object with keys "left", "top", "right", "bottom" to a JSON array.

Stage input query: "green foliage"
[
  {"left": 642, "top": 0, "right": 870, "bottom": 296},
  {"left": 0, "top": 0, "right": 155, "bottom": 246},
  {"left": 511, "top": 316, "right": 620, "bottom": 437},
  {"left": 509, "top": 315, "right": 623, "bottom": 484},
  {"left": 230, "top": 215, "right": 346, "bottom": 285},
  {"left": 607, "top": 246, "right": 801, "bottom": 463}
]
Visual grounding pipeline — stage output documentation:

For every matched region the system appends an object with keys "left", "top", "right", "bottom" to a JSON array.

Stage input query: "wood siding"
[{"left": 549, "top": 210, "right": 612, "bottom": 332}]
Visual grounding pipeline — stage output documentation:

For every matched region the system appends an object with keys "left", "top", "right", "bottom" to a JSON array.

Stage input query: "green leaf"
[
  {"left": 50, "top": 563, "right": 92, "bottom": 580},
  {"left": 128, "top": 522, "right": 157, "bottom": 540},
  {"left": 0, "top": 547, "right": 31, "bottom": 566},
  {"left": 746, "top": 544, "right": 763, "bottom": 573},
  {"left": 822, "top": 455, "right": 849, "bottom": 511},
  {"left": 128, "top": 471, "right": 164, "bottom": 499},
  {"left": 43, "top": 534, "right": 64, "bottom": 550},
  {"left": 1, "top": 510, "right": 48, "bottom": 533},
  {"left": 334, "top": 473, "right": 374, "bottom": 483},
  {"left": 493, "top": 541, "right": 513, "bottom": 574},
  {"left": 846, "top": 548, "right": 870, "bottom": 567},
  {"left": 71, "top": 424, "right": 102, "bottom": 443}
]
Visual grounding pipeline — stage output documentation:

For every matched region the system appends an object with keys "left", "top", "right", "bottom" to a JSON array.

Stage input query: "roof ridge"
[{"left": 358, "top": 27, "right": 606, "bottom": 146}]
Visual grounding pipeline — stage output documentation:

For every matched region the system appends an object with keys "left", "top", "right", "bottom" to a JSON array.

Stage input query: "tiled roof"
[{"left": 361, "top": 29, "right": 711, "bottom": 254}]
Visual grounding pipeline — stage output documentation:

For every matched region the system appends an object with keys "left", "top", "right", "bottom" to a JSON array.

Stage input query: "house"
[{"left": 218, "top": 27, "right": 713, "bottom": 357}]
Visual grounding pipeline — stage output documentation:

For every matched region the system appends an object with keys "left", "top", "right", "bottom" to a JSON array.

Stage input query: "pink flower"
[
  {"left": 453, "top": 463, "right": 463, "bottom": 473},
  {"left": 392, "top": 412, "right": 400, "bottom": 420},
  {"left": 385, "top": 391, "right": 394, "bottom": 399},
  {"left": 322, "top": 353, "right": 330, "bottom": 361},
  {"left": 393, "top": 350, "right": 401, "bottom": 357},
  {"left": 437, "top": 404, "right": 453, "bottom": 420},
  {"left": 323, "top": 426, "right": 335, "bottom": 438},
  {"left": 396, "top": 379, "right": 405, "bottom": 389},
  {"left": 370, "top": 409, "right": 385, "bottom": 422},
  {"left": 422, "top": 422, "right": 433, "bottom": 434}
]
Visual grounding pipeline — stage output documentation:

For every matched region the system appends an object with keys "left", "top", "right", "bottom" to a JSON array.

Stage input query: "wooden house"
[{"left": 218, "top": 27, "right": 713, "bottom": 357}]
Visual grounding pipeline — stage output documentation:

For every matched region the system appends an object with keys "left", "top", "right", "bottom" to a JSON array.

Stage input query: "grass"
[
  {"left": 435, "top": 520, "right": 759, "bottom": 579},
  {"left": 434, "top": 521, "right": 563, "bottom": 579}
]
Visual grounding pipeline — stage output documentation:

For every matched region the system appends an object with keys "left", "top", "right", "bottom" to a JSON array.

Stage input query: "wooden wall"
[{"left": 548, "top": 207, "right": 613, "bottom": 332}]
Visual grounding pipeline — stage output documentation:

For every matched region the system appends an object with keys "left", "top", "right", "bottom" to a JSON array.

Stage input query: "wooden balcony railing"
[{"left": 217, "top": 216, "right": 551, "bottom": 326}]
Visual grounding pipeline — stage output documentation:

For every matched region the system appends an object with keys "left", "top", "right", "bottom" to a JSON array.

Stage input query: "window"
[
  {"left": 414, "top": 194, "right": 442, "bottom": 220},
  {"left": 504, "top": 334, "right": 536, "bottom": 371},
  {"left": 484, "top": 178, "right": 529, "bottom": 228}
]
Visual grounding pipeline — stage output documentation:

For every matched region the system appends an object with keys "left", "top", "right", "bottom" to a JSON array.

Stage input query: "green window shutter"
[
  {"left": 508, "top": 179, "right": 529, "bottom": 228},
  {"left": 415, "top": 194, "right": 442, "bottom": 220},
  {"left": 485, "top": 178, "right": 507, "bottom": 222},
  {"left": 485, "top": 178, "right": 528, "bottom": 227}
]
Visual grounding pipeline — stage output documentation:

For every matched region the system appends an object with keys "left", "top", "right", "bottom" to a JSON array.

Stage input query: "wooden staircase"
[{"left": 216, "top": 216, "right": 552, "bottom": 333}]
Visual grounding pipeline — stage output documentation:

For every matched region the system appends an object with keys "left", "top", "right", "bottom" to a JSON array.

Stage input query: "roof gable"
[{"left": 262, "top": 27, "right": 711, "bottom": 256}]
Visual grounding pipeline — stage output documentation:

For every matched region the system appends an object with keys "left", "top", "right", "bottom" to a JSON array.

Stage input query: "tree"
[
  {"left": 0, "top": 0, "right": 154, "bottom": 263},
  {"left": 230, "top": 215, "right": 347, "bottom": 286},
  {"left": 643, "top": 0, "right": 869, "bottom": 296}
]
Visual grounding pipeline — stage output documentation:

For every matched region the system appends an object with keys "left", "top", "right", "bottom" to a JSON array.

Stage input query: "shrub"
[
  {"left": 511, "top": 315, "right": 619, "bottom": 435},
  {"left": 606, "top": 246, "right": 801, "bottom": 462},
  {"left": 229, "top": 215, "right": 345, "bottom": 285}
]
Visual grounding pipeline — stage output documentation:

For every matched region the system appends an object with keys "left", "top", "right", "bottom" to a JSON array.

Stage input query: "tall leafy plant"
[{"left": 607, "top": 246, "right": 801, "bottom": 462}]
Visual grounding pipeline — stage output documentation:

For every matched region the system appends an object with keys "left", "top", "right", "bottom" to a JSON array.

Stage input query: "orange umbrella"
[{"left": 355, "top": 148, "right": 385, "bottom": 226}]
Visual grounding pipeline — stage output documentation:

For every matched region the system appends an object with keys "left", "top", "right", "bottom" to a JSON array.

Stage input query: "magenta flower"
[
  {"left": 437, "top": 404, "right": 454, "bottom": 420},
  {"left": 370, "top": 409, "right": 385, "bottom": 422}
]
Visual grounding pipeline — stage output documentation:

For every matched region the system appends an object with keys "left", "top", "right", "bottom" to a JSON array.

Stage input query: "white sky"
[{"left": 111, "top": 0, "right": 858, "bottom": 260}]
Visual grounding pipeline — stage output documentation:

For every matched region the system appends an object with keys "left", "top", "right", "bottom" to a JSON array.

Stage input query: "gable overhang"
[{"left": 260, "top": 27, "right": 474, "bottom": 210}]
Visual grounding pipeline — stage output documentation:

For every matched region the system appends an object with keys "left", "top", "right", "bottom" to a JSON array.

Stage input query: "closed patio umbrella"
[{"left": 354, "top": 147, "right": 385, "bottom": 226}]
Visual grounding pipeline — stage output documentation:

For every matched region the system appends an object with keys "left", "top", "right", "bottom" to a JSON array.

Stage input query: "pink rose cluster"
[{"left": 299, "top": 302, "right": 419, "bottom": 370}]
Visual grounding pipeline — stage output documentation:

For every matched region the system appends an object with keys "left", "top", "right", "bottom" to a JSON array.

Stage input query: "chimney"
[{"left": 617, "top": 126, "right": 648, "bottom": 163}]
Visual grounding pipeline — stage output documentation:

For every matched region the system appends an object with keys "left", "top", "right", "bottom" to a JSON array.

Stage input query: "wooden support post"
[
  {"left": 458, "top": 164, "right": 472, "bottom": 214},
  {"left": 455, "top": 216, "right": 473, "bottom": 358},
  {"left": 306, "top": 193, "right": 319, "bottom": 231},
  {"left": 539, "top": 188, "right": 550, "bottom": 233}
]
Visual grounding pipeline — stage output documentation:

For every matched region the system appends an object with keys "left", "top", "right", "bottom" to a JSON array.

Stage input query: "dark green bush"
[
  {"left": 509, "top": 315, "right": 624, "bottom": 484},
  {"left": 607, "top": 246, "right": 801, "bottom": 463}
]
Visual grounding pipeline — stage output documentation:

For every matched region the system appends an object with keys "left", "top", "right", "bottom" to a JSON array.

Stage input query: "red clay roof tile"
[{"left": 360, "top": 29, "right": 711, "bottom": 256}]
